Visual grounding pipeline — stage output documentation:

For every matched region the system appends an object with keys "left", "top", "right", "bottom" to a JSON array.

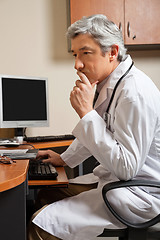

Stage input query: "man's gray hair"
[{"left": 67, "top": 14, "right": 127, "bottom": 62}]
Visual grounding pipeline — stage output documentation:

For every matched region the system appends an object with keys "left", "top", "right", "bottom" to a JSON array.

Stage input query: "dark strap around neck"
[
  {"left": 106, "top": 61, "right": 134, "bottom": 114},
  {"left": 93, "top": 89, "right": 99, "bottom": 107}
]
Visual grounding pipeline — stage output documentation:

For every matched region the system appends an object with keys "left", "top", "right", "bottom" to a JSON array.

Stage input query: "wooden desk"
[
  {"left": 0, "top": 159, "right": 29, "bottom": 192},
  {"left": 0, "top": 162, "right": 68, "bottom": 240},
  {"left": 0, "top": 160, "right": 29, "bottom": 240},
  {"left": 26, "top": 139, "right": 73, "bottom": 149},
  {"left": 0, "top": 140, "right": 70, "bottom": 187}
]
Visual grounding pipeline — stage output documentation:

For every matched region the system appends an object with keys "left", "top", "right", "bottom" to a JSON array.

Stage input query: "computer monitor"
[{"left": 0, "top": 74, "right": 49, "bottom": 136}]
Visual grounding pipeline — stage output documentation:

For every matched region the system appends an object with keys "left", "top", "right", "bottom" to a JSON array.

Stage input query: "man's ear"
[{"left": 109, "top": 44, "right": 119, "bottom": 61}]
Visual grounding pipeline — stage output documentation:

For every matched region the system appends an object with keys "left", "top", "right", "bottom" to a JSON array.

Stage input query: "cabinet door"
[
  {"left": 70, "top": 0, "right": 125, "bottom": 38},
  {"left": 125, "top": 0, "right": 160, "bottom": 45}
]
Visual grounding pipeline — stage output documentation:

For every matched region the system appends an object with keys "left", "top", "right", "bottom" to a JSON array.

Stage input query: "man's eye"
[
  {"left": 84, "top": 52, "right": 90, "bottom": 55},
  {"left": 73, "top": 54, "right": 77, "bottom": 57}
]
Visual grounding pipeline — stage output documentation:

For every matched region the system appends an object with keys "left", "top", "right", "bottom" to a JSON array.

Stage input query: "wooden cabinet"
[
  {"left": 69, "top": 0, "right": 124, "bottom": 32},
  {"left": 69, "top": 0, "right": 160, "bottom": 45},
  {"left": 124, "top": 0, "right": 160, "bottom": 45}
]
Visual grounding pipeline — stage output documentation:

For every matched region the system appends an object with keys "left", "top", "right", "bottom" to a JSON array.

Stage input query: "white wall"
[{"left": 0, "top": 0, "right": 160, "bottom": 137}]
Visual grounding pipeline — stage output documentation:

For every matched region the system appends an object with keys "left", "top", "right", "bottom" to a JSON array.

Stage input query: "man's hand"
[
  {"left": 36, "top": 150, "right": 66, "bottom": 166},
  {"left": 70, "top": 71, "right": 98, "bottom": 118}
]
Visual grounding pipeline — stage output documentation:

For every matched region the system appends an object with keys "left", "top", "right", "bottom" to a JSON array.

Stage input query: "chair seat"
[
  {"left": 147, "top": 223, "right": 160, "bottom": 239},
  {"left": 98, "top": 225, "right": 160, "bottom": 239},
  {"left": 98, "top": 228, "right": 127, "bottom": 238},
  {"left": 101, "top": 180, "right": 160, "bottom": 240}
]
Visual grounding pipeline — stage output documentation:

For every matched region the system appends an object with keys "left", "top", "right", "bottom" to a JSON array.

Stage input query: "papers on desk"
[
  {"left": 0, "top": 139, "right": 20, "bottom": 147},
  {"left": 0, "top": 149, "right": 38, "bottom": 160}
]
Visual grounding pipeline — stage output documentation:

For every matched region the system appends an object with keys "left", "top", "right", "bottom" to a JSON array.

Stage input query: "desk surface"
[
  {"left": 0, "top": 159, "right": 29, "bottom": 192},
  {"left": 26, "top": 139, "right": 73, "bottom": 149},
  {"left": 0, "top": 160, "right": 68, "bottom": 192},
  {"left": 0, "top": 140, "right": 71, "bottom": 192}
]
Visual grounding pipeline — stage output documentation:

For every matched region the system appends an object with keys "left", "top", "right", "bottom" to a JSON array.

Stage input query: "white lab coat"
[{"left": 33, "top": 55, "right": 160, "bottom": 240}]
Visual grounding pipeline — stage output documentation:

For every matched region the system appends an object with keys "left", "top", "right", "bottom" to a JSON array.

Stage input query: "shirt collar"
[{"left": 107, "top": 54, "right": 133, "bottom": 89}]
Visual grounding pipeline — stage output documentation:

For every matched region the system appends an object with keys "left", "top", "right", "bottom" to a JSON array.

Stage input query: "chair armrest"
[{"left": 102, "top": 179, "right": 160, "bottom": 229}]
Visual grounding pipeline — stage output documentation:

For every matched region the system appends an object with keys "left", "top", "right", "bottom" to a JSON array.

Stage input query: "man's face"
[{"left": 71, "top": 34, "right": 113, "bottom": 84}]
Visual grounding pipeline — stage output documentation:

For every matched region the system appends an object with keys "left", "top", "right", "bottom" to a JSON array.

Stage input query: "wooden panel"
[
  {"left": 125, "top": 0, "right": 160, "bottom": 44},
  {"left": 70, "top": 0, "right": 125, "bottom": 37}
]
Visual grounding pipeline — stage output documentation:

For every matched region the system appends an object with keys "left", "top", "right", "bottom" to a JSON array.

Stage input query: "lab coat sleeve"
[
  {"left": 60, "top": 138, "right": 92, "bottom": 168},
  {"left": 72, "top": 97, "right": 156, "bottom": 180}
]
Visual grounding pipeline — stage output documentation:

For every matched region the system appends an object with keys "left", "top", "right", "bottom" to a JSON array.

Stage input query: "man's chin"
[
  {"left": 83, "top": 74, "right": 97, "bottom": 84},
  {"left": 89, "top": 79, "right": 98, "bottom": 84}
]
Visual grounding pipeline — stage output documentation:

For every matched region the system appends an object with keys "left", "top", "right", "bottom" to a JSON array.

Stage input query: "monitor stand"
[{"left": 15, "top": 128, "right": 25, "bottom": 143}]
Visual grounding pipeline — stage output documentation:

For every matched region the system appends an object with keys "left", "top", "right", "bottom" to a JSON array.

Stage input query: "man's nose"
[{"left": 74, "top": 58, "right": 84, "bottom": 71}]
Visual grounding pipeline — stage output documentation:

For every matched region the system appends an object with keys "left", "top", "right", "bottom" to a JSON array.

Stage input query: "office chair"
[{"left": 98, "top": 179, "right": 160, "bottom": 240}]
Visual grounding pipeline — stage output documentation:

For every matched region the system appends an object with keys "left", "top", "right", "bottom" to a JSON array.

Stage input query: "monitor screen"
[{"left": 0, "top": 75, "right": 49, "bottom": 129}]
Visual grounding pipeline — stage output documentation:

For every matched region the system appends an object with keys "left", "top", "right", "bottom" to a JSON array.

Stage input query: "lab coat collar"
[{"left": 94, "top": 55, "right": 133, "bottom": 109}]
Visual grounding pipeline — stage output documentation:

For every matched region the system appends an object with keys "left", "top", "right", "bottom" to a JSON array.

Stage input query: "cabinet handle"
[
  {"left": 127, "top": 22, "right": 130, "bottom": 38},
  {"left": 132, "top": 35, "right": 136, "bottom": 40},
  {"left": 119, "top": 22, "right": 122, "bottom": 32}
]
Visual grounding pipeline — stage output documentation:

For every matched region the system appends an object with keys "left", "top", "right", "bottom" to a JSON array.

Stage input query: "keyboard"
[
  {"left": 28, "top": 161, "right": 58, "bottom": 180},
  {"left": 24, "top": 134, "right": 75, "bottom": 142}
]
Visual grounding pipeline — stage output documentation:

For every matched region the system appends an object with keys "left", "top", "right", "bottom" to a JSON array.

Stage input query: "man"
[{"left": 28, "top": 14, "right": 160, "bottom": 240}]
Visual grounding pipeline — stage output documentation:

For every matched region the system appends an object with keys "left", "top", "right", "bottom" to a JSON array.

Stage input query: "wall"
[{"left": 0, "top": 0, "right": 160, "bottom": 137}]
